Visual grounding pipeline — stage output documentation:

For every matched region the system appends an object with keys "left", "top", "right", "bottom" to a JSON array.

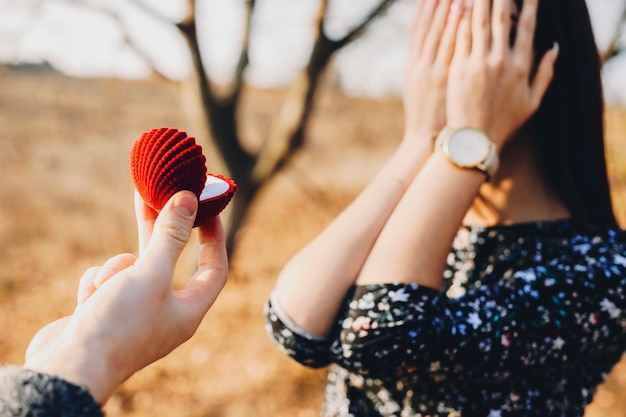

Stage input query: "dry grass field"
[{"left": 0, "top": 65, "right": 625, "bottom": 416}]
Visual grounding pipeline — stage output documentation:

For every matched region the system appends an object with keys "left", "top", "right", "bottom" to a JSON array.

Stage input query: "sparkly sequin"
[{"left": 265, "top": 220, "right": 626, "bottom": 416}]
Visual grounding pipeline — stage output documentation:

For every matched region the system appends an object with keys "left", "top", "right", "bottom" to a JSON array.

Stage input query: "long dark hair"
[{"left": 520, "top": 0, "right": 618, "bottom": 227}]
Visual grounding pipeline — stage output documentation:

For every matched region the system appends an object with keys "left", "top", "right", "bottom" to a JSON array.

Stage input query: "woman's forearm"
[
  {"left": 357, "top": 151, "right": 484, "bottom": 289},
  {"left": 354, "top": 0, "right": 558, "bottom": 290},
  {"left": 273, "top": 136, "right": 433, "bottom": 337}
]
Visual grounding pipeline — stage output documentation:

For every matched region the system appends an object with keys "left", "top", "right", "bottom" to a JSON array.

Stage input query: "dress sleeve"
[
  {"left": 264, "top": 291, "right": 335, "bottom": 368},
  {"left": 0, "top": 365, "right": 104, "bottom": 417},
  {"left": 332, "top": 256, "right": 626, "bottom": 381}
]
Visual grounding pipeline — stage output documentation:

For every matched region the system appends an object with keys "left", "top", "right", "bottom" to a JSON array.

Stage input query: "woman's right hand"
[
  {"left": 446, "top": 0, "right": 558, "bottom": 147},
  {"left": 403, "top": 0, "right": 464, "bottom": 142}
]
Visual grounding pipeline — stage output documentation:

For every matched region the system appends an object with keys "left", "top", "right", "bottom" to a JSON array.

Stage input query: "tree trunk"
[{"left": 176, "top": 0, "right": 397, "bottom": 255}]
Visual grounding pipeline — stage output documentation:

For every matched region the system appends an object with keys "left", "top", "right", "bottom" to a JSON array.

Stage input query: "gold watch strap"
[{"left": 477, "top": 141, "right": 499, "bottom": 181}]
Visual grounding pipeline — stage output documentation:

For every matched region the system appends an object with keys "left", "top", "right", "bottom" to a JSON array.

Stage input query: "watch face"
[{"left": 445, "top": 129, "right": 490, "bottom": 168}]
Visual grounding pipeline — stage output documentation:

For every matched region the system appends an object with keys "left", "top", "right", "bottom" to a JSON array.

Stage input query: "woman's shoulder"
[
  {"left": 552, "top": 222, "right": 626, "bottom": 259},
  {"left": 455, "top": 220, "right": 626, "bottom": 298},
  {"left": 522, "top": 221, "right": 626, "bottom": 285},
  {"left": 473, "top": 218, "right": 626, "bottom": 260}
]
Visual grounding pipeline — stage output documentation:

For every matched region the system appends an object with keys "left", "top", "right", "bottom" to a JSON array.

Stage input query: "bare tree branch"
[
  {"left": 230, "top": 0, "right": 256, "bottom": 101},
  {"left": 123, "top": 0, "right": 177, "bottom": 27},
  {"left": 601, "top": 4, "right": 626, "bottom": 63},
  {"left": 176, "top": 0, "right": 212, "bottom": 90},
  {"left": 250, "top": 0, "right": 330, "bottom": 183},
  {"left": 39, "top": 0, "right": 171, "bottom": 80},
  {"left": 331, "top": 0, "right": 397, "bottom": 50},
  {"left": 250, "top": 0, "right": 398, "bottom": 185},
  {"left": 176, "top": 0, "right": 252, "bottom": 177}
]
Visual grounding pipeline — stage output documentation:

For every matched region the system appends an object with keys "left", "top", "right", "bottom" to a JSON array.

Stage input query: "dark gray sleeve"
[{"left": 0, "top": 365, "right": 104, "bottom": 417}]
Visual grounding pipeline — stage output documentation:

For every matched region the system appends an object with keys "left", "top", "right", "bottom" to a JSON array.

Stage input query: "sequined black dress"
[{"left": 265, "top": 220, "right": 626, "bottom": 416}]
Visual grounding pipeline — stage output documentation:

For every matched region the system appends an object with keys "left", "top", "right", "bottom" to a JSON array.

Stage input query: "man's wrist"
[
  {"left": 24, "top": 343, "right": 119, "bottom": 405},
  {"left": 0, "top": 365, "right": 105, "bottom": 416}
]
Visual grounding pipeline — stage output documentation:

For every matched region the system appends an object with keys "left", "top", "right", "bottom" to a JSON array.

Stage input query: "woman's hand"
[
  {"left": 402, "top": 0, "right": 464, "bottom": 142},
  {"left": 24, "top": 190, "right": 228, "bottom": 404},
  {"left": 446, "top": 0, "right": 559, "bottom": 147}
]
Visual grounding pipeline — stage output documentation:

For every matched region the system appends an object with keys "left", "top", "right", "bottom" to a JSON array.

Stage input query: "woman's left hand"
[
  {"left": 402, "top": 0, "right": 464, "bottom": 142},
  {"left": 446, "top": 0, "right": 559, "bottom": 148}
]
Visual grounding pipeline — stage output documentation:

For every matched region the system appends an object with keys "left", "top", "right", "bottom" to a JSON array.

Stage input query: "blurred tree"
[
  {"left": 108, "top": 0, "right": 398, "bottom": 253},
  {"left": 600, "top": 3, "right": 626, "bottom": 63},
  {"left": 6, "top": 0, "right": 623, "bottom": 253},
  {"left": 3, "top": 0, "right": 399, "bottom": 253}
]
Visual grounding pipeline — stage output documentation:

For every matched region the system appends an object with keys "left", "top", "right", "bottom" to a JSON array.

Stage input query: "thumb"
[
  {"left": 530, "top": 42, "right": 559, "bottom": 110},
  {"left": 139, "top": 190, "right": 198, "bottom": 275}
]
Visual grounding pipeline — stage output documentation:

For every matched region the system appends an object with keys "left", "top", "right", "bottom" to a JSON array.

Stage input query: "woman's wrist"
[
  {"left": 388, "top": 133, "right": 436, "bottom": 182},
  {"left": 433, "top": 126, "right": 500, "bottom": 182},
  {"left": 401, "top": 129, "right": 440, "bottom": 149}
]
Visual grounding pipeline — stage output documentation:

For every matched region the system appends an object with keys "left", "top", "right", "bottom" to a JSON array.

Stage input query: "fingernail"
[
  {"left": 464, "top": 0, "right": 473, "bottom": 10},
  {"left": 173, "top": 192, "right": 197, "bottom": 218},
  {"left": 451, "top": 0, "right": 462, "bottom": 12},
  {"left": 552, "top": 41, "right": 560, "bottom": 55}
]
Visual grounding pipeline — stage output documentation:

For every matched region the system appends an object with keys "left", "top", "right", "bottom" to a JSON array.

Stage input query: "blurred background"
[{"left": 0, "top": 0, "right": 625, "bottom": 416}]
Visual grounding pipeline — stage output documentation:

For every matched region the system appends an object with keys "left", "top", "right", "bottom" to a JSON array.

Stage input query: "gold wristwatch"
[{"left": 434, "top": 127, "right": 499, "bottom": 181}]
